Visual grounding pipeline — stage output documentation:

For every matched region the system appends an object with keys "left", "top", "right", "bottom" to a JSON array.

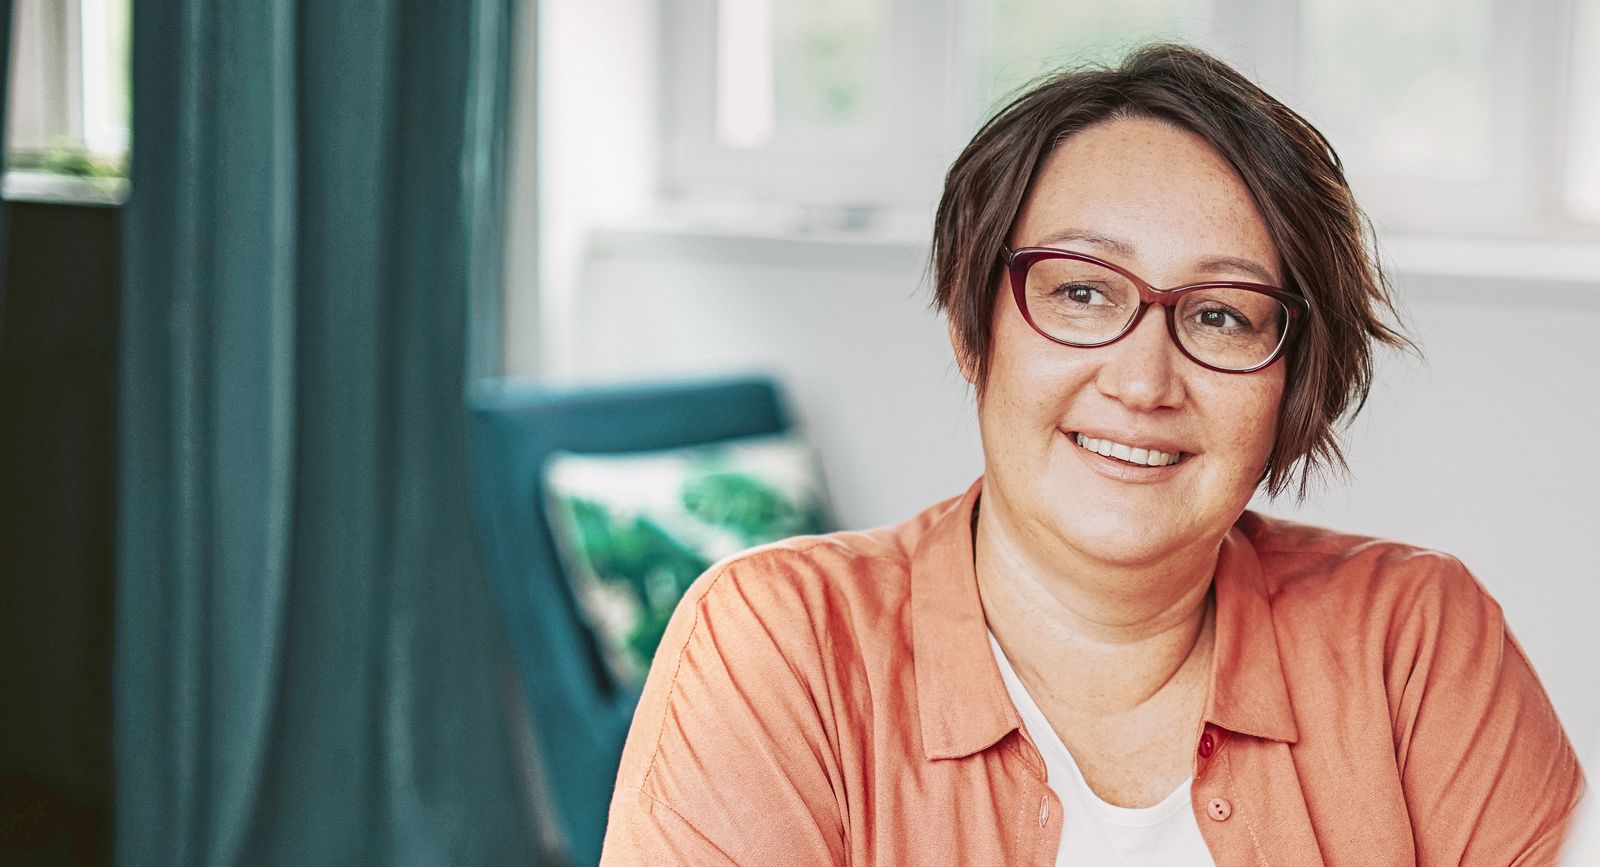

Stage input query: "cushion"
[{"left": 542, "top": 433, "right": 830, "bottom": 687}]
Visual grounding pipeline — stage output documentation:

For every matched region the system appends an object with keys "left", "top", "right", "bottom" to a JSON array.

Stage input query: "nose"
[{"left": 1093, "top": 306, "right": 1186, "bottom": 411}]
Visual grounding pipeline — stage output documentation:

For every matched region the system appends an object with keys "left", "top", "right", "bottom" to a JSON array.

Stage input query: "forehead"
[{"left": 1011, "top": 116, "right": 1281, "bottom": 284}]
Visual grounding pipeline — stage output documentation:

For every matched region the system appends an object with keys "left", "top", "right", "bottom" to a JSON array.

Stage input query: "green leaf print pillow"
[{"left": 542, "top": 434, "right": 831, "bottom": 687}]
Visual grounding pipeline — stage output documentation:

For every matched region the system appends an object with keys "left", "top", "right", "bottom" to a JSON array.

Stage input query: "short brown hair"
[{"left": 932, "top": 43, "right": 1412, "bottom": 498}]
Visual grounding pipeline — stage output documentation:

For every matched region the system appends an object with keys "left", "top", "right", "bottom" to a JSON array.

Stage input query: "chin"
[
  {"left": 1039, "top": 493, "right": 1213, "bottom": 568},
  {"left": 1064, "top": 523, "right": 1189, "bottom": 568}
]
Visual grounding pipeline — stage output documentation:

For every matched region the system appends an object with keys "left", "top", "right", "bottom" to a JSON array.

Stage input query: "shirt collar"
[
  {"left": 911, "top": 479, "right": 1021, "bottom": 759},
  {"left": 1206, "top": 523, "right": 1299, "bottom": 743},
  {"left": 909, "top": 477, "right": 1298, "bottom": 761}
]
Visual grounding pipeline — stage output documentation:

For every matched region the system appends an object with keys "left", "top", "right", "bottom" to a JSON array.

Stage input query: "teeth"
[{"left": 1073, "top": 433, "right": 1183, "bottom": 467}]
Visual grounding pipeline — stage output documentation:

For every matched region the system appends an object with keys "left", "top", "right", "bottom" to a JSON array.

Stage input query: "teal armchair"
[{"left": 467, "top": 376, "right": 797, "bottom": 865}]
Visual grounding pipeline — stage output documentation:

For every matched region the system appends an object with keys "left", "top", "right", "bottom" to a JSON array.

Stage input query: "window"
[
  {"left": 1291, "top": 0, "right": 1553, "bottom": 235},
  {"left": 971, "top": 0, "right": 1212, "bottom": 109},
  {"left": 714, "top": 0, "right": 893, "bottom": 150},
  {"left": 661, "top": 0, "right": 1600, "bottom": 238},
  {"left": 1299, "top": 0, "right": 1496, "bottom": 183},
  {"left": 5, "top": 0, "right": 131, "bottom": 202},
  {"left": 664, "top": 0, "right": 951, "bottom": 209}
]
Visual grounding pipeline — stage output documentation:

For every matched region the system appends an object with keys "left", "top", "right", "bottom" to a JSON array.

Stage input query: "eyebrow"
[{"left": 1029, "top": 227, "right": 1279, "bottom": 285}]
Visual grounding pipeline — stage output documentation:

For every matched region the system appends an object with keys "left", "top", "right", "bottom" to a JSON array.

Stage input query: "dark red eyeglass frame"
[{"left": 1001, "top": 246, "right": 1311, "bottom": 374}]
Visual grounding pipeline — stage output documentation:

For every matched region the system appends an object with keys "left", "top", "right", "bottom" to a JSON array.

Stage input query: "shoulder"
[
  {"left": 688, "top": 526, "right": 915, "bottom": 613},
  {"left": 620, "top": 494, "right": 952, "bottom": 754},
  {"left": 1235, "top": 510, "right": 1518, "bottom": 702},
  {"left": 1233, "top": 513, "right": 1584, "bottom": 859},
  {"left": 669, "top": 494, "right": 954, "bottom": 650},
  {"left": 1236, "top": 510, "right": 1498, "bottom": 638},
  {"left": 610, "top": 533, "right": 896, "bottom": 809},
  {"left": 608, "top": 498, "right": 953, "bottom": 848}
]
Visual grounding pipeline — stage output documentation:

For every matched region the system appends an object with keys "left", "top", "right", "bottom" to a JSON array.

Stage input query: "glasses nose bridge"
[
  {"left": 1117, "top": 294, "right": 1183, "bottom": 358},
  {"left": 1124, "top": 268, "right": 1184, "bottom": 333},
  {"left": 1126, "top": 275, "right": 1197, "bottom": 361},
  {"left": 1096, "top": 294, "right": 1187, "bottom": 409},
  {"left": 1131, "top": 272, "right": 1186, "bottom": 310}
]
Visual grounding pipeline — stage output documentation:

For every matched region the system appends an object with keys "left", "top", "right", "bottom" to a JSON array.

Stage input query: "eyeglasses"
[{"left": 1001, "top": 246, "right": 1310, "bottom": 374}]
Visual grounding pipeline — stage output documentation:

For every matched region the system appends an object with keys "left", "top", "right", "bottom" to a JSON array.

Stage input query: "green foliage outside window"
[{"left": 8, "top": 138, "right": 128, "bottom": 179}]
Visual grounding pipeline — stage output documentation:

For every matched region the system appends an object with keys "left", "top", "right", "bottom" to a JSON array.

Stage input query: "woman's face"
[{"left": 972, "top": 116, "right": 1286, "bottom": 568}]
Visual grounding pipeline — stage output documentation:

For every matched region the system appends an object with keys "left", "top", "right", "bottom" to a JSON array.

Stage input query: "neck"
[{"left": 975, "top": 492, "right": 1217, "bottom": 716}]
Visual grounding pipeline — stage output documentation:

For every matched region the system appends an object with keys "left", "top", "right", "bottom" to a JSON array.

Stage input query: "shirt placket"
[
  {"left": 1009, "top": 727, "right": 1064, "bottom": 866},
  {"left": 1193, "top": 724, "right": 1239, "bottom": 837}
]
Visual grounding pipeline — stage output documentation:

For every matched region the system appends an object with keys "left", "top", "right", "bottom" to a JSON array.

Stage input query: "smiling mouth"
[{"left": 1071, "top": 432, "right": 1189, "bottom": 468}]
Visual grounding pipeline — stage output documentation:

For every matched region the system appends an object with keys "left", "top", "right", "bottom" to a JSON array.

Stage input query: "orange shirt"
[{"left": 602, "top": 480, "right": 1584, "bottom": 865}]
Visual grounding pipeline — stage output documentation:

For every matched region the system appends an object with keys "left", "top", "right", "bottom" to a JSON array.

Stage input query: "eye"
[
  {"left": 1056, "top": 283, "right": 1113, "bottom": 306},
  {"left": 1194, "top": 307, "right": 1250, "bottom": 329}
]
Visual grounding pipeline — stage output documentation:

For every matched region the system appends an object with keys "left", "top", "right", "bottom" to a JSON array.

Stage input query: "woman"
[{"left": 601, "top": 44, "right": 1584, "bottom": 865}]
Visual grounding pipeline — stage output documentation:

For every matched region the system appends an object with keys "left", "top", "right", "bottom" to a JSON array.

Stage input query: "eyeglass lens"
[{"left": 1022, "top": 257, "right": 1290, "bottom": 370}]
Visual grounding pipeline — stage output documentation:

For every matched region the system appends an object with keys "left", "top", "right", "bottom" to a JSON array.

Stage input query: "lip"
[{"left": 1063, "top": 428, "right": 1196, "bottom": 482}]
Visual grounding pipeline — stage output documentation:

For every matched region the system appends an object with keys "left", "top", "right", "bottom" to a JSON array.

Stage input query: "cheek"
[
  {"left": 1213, "top": 373, "right": 1286, "bottom": 471},
  {"left": 982, "top": 314, "right": 1088, "bottom": 430}
]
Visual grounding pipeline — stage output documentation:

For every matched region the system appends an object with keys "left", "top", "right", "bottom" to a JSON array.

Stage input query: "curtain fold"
[{"left": 115, "top": 0, "right": 533, "bottom": 864}]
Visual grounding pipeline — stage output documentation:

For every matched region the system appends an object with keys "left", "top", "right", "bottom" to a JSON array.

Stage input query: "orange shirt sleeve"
[
  {"left": 1384, "top": 557, "right": 1585, "bottom": 865},
  {"left": 601, "top": 552, "right": 848, "bottom": 866},
  {"left": 603, "top": 787, "right": 739, "bottom": 864}
]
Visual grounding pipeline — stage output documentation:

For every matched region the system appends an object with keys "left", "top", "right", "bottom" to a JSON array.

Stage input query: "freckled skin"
[{"left": 963, "top": 116, "right": 1287, "bottom": 808}]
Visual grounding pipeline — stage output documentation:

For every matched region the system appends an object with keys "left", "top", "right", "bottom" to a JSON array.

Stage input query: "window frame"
[{"left": 657, "top": 0, "right": 1600, "bottom": 239}]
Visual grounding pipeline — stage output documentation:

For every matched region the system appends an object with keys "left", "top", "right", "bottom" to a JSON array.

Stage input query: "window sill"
[
  {"left": 3, "top": 171, "right": 127, "bottom": 207},
  {"left": 1380, "top": 235, "right": 1600, "bottom": 310},
  {"left": 1380, "top": 235, "right": 1600, "bottom": 286}
]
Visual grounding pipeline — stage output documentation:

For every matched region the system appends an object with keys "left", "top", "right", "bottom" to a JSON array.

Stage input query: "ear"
[{"left": 948, "top": 316, "right": 979, "bottom": 386}]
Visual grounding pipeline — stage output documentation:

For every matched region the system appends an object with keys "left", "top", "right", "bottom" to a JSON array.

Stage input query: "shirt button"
[
  {"left": 1207, "top": 798, "right": 1232, "bottom": 822},
  {"left": 1198, "top": 731, "right": 1216, "bottom": 759},
  {"left": 1038, "top": 796, "right": 1050, "bottom": 827}
]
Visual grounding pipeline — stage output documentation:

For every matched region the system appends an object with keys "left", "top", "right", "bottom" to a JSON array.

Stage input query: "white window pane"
[
  {"left": 714, "top": 0, "right": 891, "bottom": 149},
  {"left": 79, "top": 0, "right": 131, "bottom": 158},
  {"left": 1567, "top": 0, "right": 1600, "bottom": 223},
  {"left": 771, "top": 0, "right": 891, "bottom": 141},
  {"left": 1298, "top": 0, "right": 1494, "bottom": 182},
  {"left": 7, "top": 0, "right": 71, "bottom": 155},
  {"left": 971, "top": 0, "right": 1214, "bottom": 112}
]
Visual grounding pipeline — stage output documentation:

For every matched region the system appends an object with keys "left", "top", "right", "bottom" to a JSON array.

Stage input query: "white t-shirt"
[{"left": 988, "top": 632, "right": 1217, "bottom": 867}]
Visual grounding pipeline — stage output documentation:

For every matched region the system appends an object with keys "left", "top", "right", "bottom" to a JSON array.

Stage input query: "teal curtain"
[{"left": 115, "top": 1, "right": 533, "bottom": 864}]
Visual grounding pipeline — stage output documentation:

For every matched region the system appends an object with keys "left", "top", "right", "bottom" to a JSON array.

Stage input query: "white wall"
[
  {"left": 518, "top": 0, "right": 660, "bottom": 379},
  {"left": 560, "top": 228, "right": 1600, "bottom": 751}
]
